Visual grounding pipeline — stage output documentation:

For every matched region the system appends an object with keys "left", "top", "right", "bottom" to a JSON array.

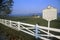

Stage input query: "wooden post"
[
  {"left": 17, "top": 22, "right": 20, "bottom": 30},
  {"left": 10, "top": 20, "right": 12, "bottom": 27},
  {"left": 0, "top": 19, "right": 1, "bottom": 23}
]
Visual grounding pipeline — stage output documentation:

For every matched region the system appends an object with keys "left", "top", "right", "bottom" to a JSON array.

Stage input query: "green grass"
[
  {"left": 0, "top": 23, "right": 36, "bottom": 40},
  {"left": 1, "top": 16, "right": 60, "bottom": 29},
  {"left": 0, "top": 16, "right": 60, "bottom": 40}
]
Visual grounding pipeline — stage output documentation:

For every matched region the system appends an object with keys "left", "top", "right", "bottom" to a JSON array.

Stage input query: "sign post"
[
  {"left": 48, "top": 21, "right": 50, "bottom": 37},
  {"left": 42, "top": 6, "right": 57, "bottom": 37},
  {"left": 34, "top": 24, "right": 40, "bottom": 40}
]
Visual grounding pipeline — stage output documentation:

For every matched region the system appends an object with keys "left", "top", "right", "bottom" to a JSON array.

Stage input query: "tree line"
[{"left": 0, "top": 0, "right": 13, "bottom": 17}]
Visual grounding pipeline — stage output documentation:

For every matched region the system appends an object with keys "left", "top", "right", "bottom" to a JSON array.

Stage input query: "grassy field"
[
  {"left": 0, "top": 16, "right": 60, "bottom": 40},
  {"left": 0, "top": 23, "right": 37, "bottom": 40},
  {"left": 1, "top": 16, "right": 60, "bottom": 29}
]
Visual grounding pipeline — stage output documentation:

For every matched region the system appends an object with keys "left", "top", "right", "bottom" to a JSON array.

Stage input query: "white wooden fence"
[{"left": 0, "top": 19, "right": 60, "bottom": 40}]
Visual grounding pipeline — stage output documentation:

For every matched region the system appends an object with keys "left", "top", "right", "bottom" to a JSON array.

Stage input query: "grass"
[
  {"left": 0, "top": 16, "right": 60, "bottom": 40},
  {"left": 0, "top": 23, "right": 36, "bottom": 40},
  {"left": 1, "top": 16, "right": 60, "bottom": 29}
]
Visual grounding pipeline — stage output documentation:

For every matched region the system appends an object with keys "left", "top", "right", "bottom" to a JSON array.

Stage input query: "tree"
[{"left": 0, "top": 0, "right": 13, "bottom": 16}]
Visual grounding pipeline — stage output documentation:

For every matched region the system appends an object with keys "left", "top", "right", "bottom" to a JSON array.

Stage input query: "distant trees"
[{"left": 0, "top": 0, "right": 13, "bottom": 16}]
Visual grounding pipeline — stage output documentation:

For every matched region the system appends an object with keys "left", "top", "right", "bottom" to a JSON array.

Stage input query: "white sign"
[
  {"left": 42, "top": 6, "right": 57, "bottom": 37},
  {"left": 42, "top": 6, "right": 57, "bottom": 21}
]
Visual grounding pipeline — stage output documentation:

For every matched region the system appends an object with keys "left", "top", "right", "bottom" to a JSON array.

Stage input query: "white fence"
[{"left": 0, "top": 19, "right": 60, "bottom": 40}]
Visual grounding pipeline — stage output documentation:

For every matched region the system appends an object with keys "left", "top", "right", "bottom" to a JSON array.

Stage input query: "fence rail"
[{"left": 0, "top": 19, "right": 60, "bottom": 40}]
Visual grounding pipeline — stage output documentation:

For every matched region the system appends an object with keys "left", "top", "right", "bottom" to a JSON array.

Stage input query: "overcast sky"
[{"left": 10, "top": 0, "right": 60, "bottom": 16}]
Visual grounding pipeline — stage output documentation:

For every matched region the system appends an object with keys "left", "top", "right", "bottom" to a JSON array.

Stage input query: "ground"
[
  {"left": 0, "top": 23, "right": 36, "bottom": 40},
  {"left": 0, "top": 16, "right": 60, "bottom": 40}
]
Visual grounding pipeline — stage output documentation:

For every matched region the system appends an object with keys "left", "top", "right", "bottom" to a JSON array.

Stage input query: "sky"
[{"left": 10, "top": 0, "right": 60, "bottom": 16}]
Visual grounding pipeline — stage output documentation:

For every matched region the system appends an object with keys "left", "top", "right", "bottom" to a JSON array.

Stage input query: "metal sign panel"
[{"left": 42, "top": 6, "right": 57, "bottom": 21}]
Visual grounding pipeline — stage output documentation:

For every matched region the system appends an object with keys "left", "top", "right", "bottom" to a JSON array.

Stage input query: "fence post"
[
  {"left": 1, "top": 19, "right": 3, "bottom": 24},
  {"left": 10, "top": 20, "right": 12, "bottom": 27},
  {"left": 0, "top": 19, "right": 1, "bottom": 23},
  {"left": 35, "top": 24, "right": 40, "bottom": 39},
  {"left": 3, "top": 19, "right": 5, "bottom": 24},
  {"left": 17, "top": 22, "right": 20, "bottom": 30},
  {"left": 5, "top": 20, "right": 6, "bottom": 25}
]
